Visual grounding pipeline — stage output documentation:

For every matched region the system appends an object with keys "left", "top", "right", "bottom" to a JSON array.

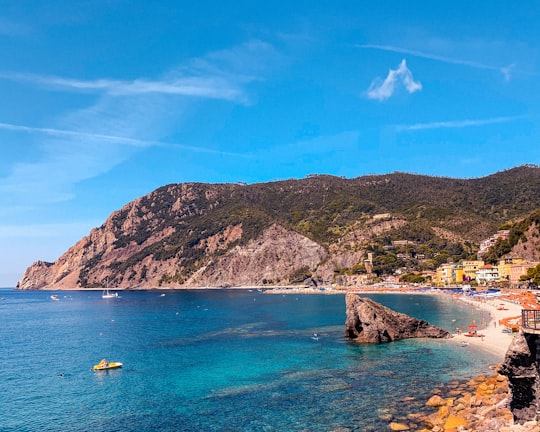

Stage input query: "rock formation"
[
  {"left": 344, "top": 293, "right": 451, "bottom": 343},
  {"left": 499, "top": 331, "right": 540, "bottom": 424}
]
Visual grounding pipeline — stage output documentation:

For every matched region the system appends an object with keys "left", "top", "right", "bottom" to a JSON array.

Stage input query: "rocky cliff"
[
  {"left": 344, "top": 293, "right": 451, "bottom": 343},
  {"left": 500, "top": 331, "right": 540, "bottom": 424},
  {"left": 17, "top": 166, "right": 540, "bottom": 290}
]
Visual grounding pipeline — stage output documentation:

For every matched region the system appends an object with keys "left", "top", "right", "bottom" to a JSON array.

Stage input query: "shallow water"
[{"left": 0, "top": 289, "right": 497, "bottom": 431}]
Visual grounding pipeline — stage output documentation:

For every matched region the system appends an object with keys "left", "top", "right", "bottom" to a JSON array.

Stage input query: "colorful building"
[
  {"left": 436, "top": 263, "right": 464, "bottom": 286},
  {"left": 476, "top": 264, "right": 499, "bottom": 286},
  {"left": 498, "top": 257, "right": 523, "bottom": 282},
  {"left": 461, "top": 260, "right": 484, "bottom": 282},
  {"left": 509, "top": 261, "right": 540, "bottom": 286}
]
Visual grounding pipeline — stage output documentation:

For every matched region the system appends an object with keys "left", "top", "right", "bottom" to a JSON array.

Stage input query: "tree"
[{"left": 522, "top": 264, "right": 540, "bottom": 286}]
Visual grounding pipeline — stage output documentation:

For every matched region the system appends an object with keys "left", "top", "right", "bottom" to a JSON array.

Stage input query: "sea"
[{"left": 0, "top": 288, "right": 499, "bottom": 432}]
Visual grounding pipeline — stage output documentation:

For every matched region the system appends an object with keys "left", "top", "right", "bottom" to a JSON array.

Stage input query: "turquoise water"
[{"left": 0, "top": 289, "right": 498, "bottom": 431}]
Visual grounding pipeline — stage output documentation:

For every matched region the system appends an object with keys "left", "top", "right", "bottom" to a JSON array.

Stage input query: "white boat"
[
  {"left": 50, "top": 295, "right": 59, "bottom": 301},
  {"left": 102, "top": 289, "right": 119, "bottom": 299},
  {"left": 102, "top": 278, "right": 119, "bottom": 299}
]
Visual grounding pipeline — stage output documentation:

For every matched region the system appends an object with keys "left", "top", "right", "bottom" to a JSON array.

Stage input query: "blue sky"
[{"left": 1, "top": 1, "right": 539, "bottom": 286}]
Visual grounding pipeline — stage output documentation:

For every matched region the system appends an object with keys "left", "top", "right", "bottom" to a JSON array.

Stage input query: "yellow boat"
[{"left": 92, "top": 359, "right": 123, "bottom": 371}]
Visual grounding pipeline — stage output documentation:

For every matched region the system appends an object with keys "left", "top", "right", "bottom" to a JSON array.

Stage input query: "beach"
[{"left": 449, "top": 294, "right": 522, "bottom": 359}]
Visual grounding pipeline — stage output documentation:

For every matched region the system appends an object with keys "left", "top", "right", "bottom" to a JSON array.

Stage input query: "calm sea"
[{"left": 0, "top": 288, "right": 498, "bottom": 431}]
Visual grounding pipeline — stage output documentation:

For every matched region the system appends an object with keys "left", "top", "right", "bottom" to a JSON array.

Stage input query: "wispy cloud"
[
  {"left": 358, "top": 44, "right": 514, "bottom": 81},
  {"left": 0, "top": 39, "right": 277, "bottom": 103},
  {"left": 0, "top": 72, "right": 247, "bottom": 102},
  {"left": 395, "top": 115, "right": 526, "bottom": 131},
  {"left": 366, "top": 59, "right": 422, "bottom": 101},
  {"left": 0, "top": 121, "right": 248, "bottom": 156},
  {"left": 0, "top": 40, "right": 273, "bottom": 209}
]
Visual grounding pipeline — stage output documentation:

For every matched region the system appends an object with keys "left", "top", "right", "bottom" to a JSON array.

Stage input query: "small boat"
[
  {"left": 92, "top": 359, "right": 123, "bottom": 371},
  {"left": 50, "top": 295, "right": 59, "bottom": 301},
  {"left": 102, "top": 277, "right": 119, "bottom": 299},
  {"left": 102, "top": 289, "right": 119, "bottom": 299}
]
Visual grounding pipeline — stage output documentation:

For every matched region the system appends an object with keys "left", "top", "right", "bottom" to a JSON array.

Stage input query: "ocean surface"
[{"left": 0, "top": 288, "right": 498, "bottom": 431}]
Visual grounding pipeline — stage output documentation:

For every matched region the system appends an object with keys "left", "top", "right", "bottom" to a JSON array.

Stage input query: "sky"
[{"left": 1, "top": 1, "right": 539, "bottom": 286}]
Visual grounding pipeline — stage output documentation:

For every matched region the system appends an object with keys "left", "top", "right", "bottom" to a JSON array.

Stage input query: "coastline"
[{"left": 9, "top": 283, "right": 525, "bottom": 360}]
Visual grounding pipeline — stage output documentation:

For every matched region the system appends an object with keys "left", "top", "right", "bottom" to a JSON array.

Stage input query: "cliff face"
[
  {"left": 17, "top": 166, "right": 540, "bottom": 290},
  {"left": 344, "top": 293, "right": 451, "bottom": 343},
  {"left": 499, "top": 332, "right": 540, "bottom": 424}
]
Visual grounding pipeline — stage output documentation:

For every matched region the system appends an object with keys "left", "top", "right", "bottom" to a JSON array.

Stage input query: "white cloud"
[
  {"left": 0, "top": 40, "right": 272, "bottom": 209},
  {"left": 395, "top": 115, "right": 526, "bottom": 131},
  {"left": 358, "top": 44, "right": 514, "bottom": 81},
  {"left": 0, "top": 71, "right": 247, "bottom": 102},
  {"left": 0, "top": 40, "right": 278, "bottom": 103},
  {"left": 366, "top": 59, "right": 422, "bottom": 101}
]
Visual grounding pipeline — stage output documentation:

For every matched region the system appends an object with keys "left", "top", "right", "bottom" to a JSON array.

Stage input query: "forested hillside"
[{"left": 17, "top": 165, "right": 540, "bottom": 289}]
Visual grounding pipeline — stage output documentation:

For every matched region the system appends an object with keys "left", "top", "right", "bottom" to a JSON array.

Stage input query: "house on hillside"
[{"left": 477, "top": 230, "right": 510, "bottom": 259}]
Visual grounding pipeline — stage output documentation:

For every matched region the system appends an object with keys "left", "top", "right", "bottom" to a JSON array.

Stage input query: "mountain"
[{"left": 17, "top": 165, "right": 540, "bottom": 290}]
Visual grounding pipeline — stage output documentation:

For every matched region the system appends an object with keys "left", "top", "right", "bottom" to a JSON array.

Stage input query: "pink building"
[{"left": 510, "top": 261, "right": 540, "bottom": 285}]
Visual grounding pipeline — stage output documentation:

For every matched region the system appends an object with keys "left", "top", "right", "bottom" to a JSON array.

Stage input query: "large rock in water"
[{"left": 344, "top": 293, "right": 451, "bottom": 343}]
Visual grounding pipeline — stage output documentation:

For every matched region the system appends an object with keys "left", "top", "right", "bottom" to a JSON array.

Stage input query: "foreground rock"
[
  {"left": 344, "top": 293, "right": 451, "bottom": 343},
  {"left": 417, "top": 373, "right": 523, "bottom": 431},
  {"left": 499, "top": 331, "right": 540, "bottom": 424}
]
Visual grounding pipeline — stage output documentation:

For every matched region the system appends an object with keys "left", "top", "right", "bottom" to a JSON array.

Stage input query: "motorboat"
[
  {"left": 92, "top": 359, "right": 123, "bottom": 371},
  {"left": 50, "top": 295, "right": 59, "bottom": 301}
]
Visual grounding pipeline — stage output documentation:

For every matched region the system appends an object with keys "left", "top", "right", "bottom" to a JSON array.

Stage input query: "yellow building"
[
  {"left": 498, "top": 257, "right": 523, "bottom": 282},
  {"left": 436, "top": 263, "right": 463, "bottom": 286},
  {"left": 461, "top": 260, "right": 484, "bottom": 282}
]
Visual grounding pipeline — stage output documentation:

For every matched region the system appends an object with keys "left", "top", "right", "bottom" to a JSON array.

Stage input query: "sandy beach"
[{"left": 449, "top": 294, "right": 523, "bottom": 359}]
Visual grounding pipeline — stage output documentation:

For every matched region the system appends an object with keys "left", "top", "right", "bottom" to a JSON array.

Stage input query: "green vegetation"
[
  {"left": 483, "top": 209, "right": 540, "bottom": 263},
  {"left": 288, "top": 265, "right": 312, "bottom": 283},
  {"left": 89, "top": 165, "right": 540, "bottom": 282},
  {"left": 520, "top": 264, "right": 540, "bottom": 286},
  {"left": 399, "top": 273, "right": 428, "bottom": 284}
]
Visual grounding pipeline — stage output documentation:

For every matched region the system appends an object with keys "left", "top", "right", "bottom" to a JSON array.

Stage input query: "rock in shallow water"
[{"left": 344, "top": 293, "right": 451, "bottom": 343}]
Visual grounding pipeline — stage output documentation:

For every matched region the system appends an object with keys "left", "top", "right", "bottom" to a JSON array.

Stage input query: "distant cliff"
[{"left": 17, "top": 165, "right": 540, "bottom": 289}]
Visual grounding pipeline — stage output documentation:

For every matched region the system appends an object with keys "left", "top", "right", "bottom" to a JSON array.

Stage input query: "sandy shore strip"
[{"left": 449, "top": 294, "right": 522, "bottom": 359}]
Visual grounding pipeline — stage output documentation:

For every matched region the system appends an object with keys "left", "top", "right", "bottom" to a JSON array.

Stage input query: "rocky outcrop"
[
  {"left": 344, "top": 293, "right": 451, "bottom": 343},
  {"left": 499, "top": 331, "right": 540, "bottom": 424}
]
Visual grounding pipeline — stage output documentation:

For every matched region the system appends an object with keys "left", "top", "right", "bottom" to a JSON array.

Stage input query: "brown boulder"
[{"left": 344, "top": 293, "right": 451, "bottom": 343}]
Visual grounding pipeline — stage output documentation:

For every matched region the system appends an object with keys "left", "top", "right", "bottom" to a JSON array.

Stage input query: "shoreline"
[
  {"left": 447, "top": 294, "right": 521, "bottom": 359},
  {"left": 7, "top": 284, "right": 524, "bottom": 360}
]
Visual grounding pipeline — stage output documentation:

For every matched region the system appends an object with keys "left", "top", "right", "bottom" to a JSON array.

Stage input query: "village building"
[
  {"left": 475, "top": 264, "right": 499, "bottom": 286},
  {"left": 461, "top": 260, "right": 484, "bottom": 282}
]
